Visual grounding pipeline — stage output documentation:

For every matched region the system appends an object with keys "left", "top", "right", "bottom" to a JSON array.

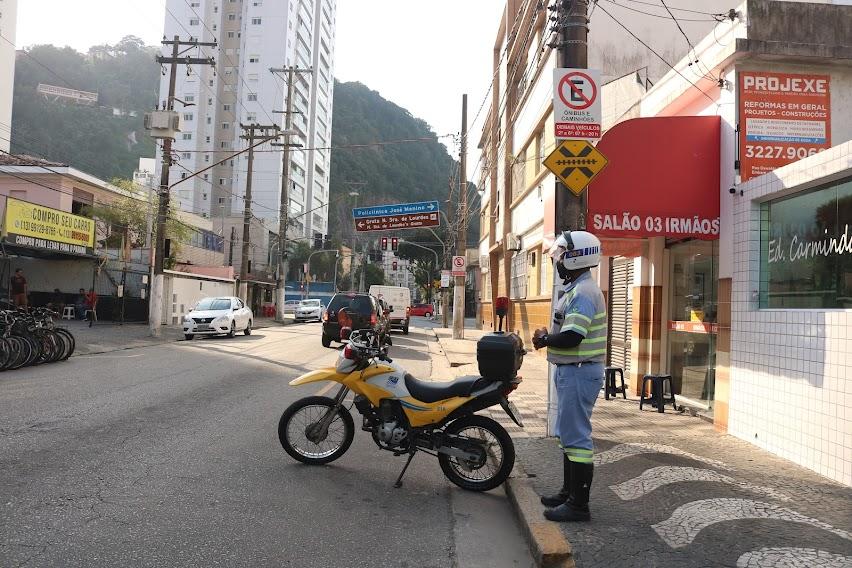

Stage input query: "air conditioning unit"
[
  {"left": 144, "top": 110, "right": 182, "bottom": 140},
  {"left": 505, "top": 233, "right": 522, "bottom": 251}
]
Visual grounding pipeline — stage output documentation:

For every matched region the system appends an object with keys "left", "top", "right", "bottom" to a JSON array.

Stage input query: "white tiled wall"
[{"left": 729, "top": 142, "right": 852, "bottom": 487}]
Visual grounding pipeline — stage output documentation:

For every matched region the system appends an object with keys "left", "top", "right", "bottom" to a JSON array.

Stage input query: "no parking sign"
[{"left": 553, "top": 68, "right": 602, "bottom": 140}]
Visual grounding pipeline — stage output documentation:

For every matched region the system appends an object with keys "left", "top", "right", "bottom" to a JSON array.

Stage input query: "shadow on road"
[{"left": 179, "top": 341, "right": 311, "bottom": 373}]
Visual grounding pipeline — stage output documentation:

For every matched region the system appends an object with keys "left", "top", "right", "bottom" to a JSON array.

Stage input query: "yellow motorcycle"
[{"left": 279, "top": 316, "right": 525, "bottom": 491}]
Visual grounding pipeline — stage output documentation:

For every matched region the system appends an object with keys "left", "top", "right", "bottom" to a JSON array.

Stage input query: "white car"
[
  {"left": 282, "top": 299, "right": 301, "bottom": 314},
  {"left": 183, "top": 296, "right": 253, "bottom": 339},
  {"left": 294, "top": 299, "right": 323, "bottom": 322}
]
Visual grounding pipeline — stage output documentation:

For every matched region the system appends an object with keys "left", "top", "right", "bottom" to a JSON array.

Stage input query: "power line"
[
  {"left": 621, "top": 0, "right": 726, "bottom": 17},
  {"left": 599, "top": 0, "right": 720, "bottom": 22},
  {"left": 658, "top": 0, "right": 718, "bottom": 82},
  {"left": 0, "top": 32, "right": 76, "bottom": 88},
  {"left": 595, "top": 1, "right": 717, "bottom": 105}
]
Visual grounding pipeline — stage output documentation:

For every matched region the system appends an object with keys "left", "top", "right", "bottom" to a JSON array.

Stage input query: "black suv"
[{"left": 321, "top": 292, "right": 386, "bottom": 348}]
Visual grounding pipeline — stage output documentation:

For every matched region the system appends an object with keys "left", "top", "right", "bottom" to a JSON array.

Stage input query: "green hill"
[
  {"left": 10, "top": 37, "right": 159, "bottom": 181},
  {"left": 328, "top": 80, "right": 477, "bottom": 245}
]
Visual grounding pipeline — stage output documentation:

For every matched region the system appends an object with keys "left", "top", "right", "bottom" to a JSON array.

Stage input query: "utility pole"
[
  {"left": 452, "top": 94, "right": 468, "bottom": 339},
  {"left": 228, "top": 226, "right": 236, "bottom": 266},
  {"left": 270, "top": 66, "right": 313, "bottom": 322},
  {"left": 547, "top": 0, "right": 589, "bottom": 436},
  {"left": 553, "top": 0, "right": 589, "bottom": 231},
  {"left": 238, "top": 123, "right": 281, "bottom": 302},
  {"left": 149, "top": 36, "right": 216, "bottom": 337}
]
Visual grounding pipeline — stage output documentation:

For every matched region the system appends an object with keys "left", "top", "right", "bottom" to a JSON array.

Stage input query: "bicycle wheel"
[
  {"left": 38, "top": 331, "right": 61, "bottom": 364},
  {"left": 54, "top": 328, "right": 75, "bottom": 360},
  {"left": 0, "top": 337, "right": 11, "bottom": 371},
  {"left": 19, "top": 335, "right": 40, "bottom": 368},
  {"left": 7, "top": 336, "right": 31, "bottom": 370}
]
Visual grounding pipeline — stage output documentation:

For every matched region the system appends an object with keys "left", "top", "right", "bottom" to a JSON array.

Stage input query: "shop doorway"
[{"left": 667, "top": 240, "right": 718, "bottom": 411}]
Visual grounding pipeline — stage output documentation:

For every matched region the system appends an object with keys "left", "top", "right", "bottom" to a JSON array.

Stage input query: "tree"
[
  {"left": 11, "top": 41, "right": 159, "bottom": 181},
  {"left": 83, "top": 178, "right": 190, "bottom": 262},
  {"left": 395, "top": 229, "right": 445, "bottom": 302}
]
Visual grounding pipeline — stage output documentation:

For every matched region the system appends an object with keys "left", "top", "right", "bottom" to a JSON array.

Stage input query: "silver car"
[
  {"left": 183, "top": 296, "right": 253, "bottom": 339},
  {"left": 294, "top": 299, "right": 323, "bottom": 322}
]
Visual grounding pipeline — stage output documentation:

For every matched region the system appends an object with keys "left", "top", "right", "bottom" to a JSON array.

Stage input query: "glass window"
[
  {"left": 668, "top": 240, "right": 718, "bottom": 408},
  {"left": 670, "top": 240, "right": 717, "bottom": 323},
  {"left": 760, "top": 177, "right": 852, "bottom": 308},
  {"left": 510, "top": 251, "right": 527, "bottom": 299}
]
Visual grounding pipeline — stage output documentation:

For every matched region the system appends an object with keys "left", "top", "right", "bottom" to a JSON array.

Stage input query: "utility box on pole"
[{"left": 143, "top": 111, "right": 182, "bottom": 140}]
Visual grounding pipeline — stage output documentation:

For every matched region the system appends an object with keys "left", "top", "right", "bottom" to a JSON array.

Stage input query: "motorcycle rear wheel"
[
  {"left": 439, "top": 414, "right": 515, "bottom": 492},
  {"left": 278, "top": 396, "right": 355, "bottom": 465}
]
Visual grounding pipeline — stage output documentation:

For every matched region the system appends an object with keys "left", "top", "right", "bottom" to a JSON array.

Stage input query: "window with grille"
[{"left": 510, "top": 251, "right": 527, "bottom": 299}]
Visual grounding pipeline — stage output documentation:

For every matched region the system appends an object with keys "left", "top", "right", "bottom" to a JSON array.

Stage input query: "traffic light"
[
  {"left": 391, "top": 237, "right": 399, "bottom": 251},
  {"left": 392, "top": 261, "right": 398, "bottom": 271},
  {"left": 313, "top": 232, "right": 322, "bottom": 250},
  {"left": 380, "top": 237, "right": 388, "bottom": 251},
  {"left": 323, "top": 234, "right": 331, "bottom": 249}
]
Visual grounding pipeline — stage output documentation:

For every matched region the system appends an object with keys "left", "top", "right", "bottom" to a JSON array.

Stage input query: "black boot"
[
  {"left": 544, "top": 462, "right": 593, "bottom": 522},
  {"left": 540, "top": 454, "right": 572, "bottom": 507}
]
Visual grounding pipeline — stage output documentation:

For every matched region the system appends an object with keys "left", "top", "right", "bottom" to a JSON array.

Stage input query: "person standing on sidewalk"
[
  {"left": 531, "top": 230, "right": 606, "bottom": 522},
  {"left": 10, "top": 268, "right": 28, "bottom": 309}
]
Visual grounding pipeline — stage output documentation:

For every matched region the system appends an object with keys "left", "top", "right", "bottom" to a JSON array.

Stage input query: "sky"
[
  {"left": 14, "top": 0, "right": 739, "bottom": 176},
  {"left": 15, "top": 0, "right": 503, "bottom": 164}
]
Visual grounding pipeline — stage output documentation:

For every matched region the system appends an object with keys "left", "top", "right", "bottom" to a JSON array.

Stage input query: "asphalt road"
[{"left": 0, "top": 323, "right": 532, "bottom": 567}]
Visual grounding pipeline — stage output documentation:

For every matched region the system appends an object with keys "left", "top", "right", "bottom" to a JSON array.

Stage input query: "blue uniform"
[{"left": 547, "top": 271, "right": 607, "bottom": 463}]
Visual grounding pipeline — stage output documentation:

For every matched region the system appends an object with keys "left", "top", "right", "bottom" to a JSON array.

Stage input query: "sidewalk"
[
  {"left": 430, "top": 326, "right": 549, "bottom": 439},
  {"left": 430, "top": 330, "right": 852, "bottom": 567},
  {"left": 62, "top": 317, "right": 283, "bottom": 356}
]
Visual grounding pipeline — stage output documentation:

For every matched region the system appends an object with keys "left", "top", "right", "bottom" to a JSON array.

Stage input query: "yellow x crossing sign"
[{"left": 543, "top": 140, "right": 609, "bottom": 196}]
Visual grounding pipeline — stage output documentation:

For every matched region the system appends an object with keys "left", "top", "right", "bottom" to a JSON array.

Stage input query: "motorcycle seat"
[{"left": 404, "top": 373, "right": 493, "bottom": 404}]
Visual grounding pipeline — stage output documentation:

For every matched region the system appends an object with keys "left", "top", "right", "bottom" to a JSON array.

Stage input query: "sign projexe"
[{"left": 3, "top": 197, "right": 96, "bottom": 256}]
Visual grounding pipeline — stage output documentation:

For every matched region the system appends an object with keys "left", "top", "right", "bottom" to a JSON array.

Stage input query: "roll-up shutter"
[{"left": 607, "top": 256, "right": 633, "bottom": 376}]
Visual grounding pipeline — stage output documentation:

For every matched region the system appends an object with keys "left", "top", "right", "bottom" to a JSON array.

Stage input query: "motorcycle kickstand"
[{"left": 393, "top": 450, "right": 417, "bottom": 489}]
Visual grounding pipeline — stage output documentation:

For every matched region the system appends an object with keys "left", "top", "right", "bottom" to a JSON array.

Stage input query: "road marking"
[
  {"left": 737, "top": 547, "right": 852, "bottom": 568},
  {"left": 609, "top": 466, "right": 788, "bottom": 501},
  {"left": 651, "top": 498, "right": 852, "bottom": 549},
  {"left": 595, "top": 442, "right": 732, "bottom": 470}
]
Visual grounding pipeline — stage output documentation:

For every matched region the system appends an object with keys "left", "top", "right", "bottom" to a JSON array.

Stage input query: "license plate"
[
  {"left": 500, "top": 398, "right": 524, "bottom": 428},
  {"left": 197, "top": 324, "right": 211, "bottom": 331}
]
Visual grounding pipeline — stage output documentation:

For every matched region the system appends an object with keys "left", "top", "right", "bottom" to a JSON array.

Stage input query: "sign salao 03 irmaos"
[
  {"left": 553, "top": 68, "right": 602, "bottom": 140},
  {"left": 2, "top": 197, "right": 96, "bottom": 255},
  {"left": 739, "top": 71, "right": 831, "bottom": 182}
]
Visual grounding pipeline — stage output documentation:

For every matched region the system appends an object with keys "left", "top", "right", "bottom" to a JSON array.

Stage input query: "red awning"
[{"left": 587, "top": 116, "right": 721, "bottom": 241}]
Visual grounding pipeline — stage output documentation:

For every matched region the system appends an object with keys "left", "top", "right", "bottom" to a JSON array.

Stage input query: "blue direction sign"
[{"left": 352, "top": 200, "right": 439, "bottom": 220}]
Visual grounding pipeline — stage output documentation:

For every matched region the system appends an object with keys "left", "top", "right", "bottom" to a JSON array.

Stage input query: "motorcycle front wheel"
[
  {"left": 439, "top": 414, "right": 515, "bottom": 492},
  {"left": 278, "top": 396, "right": 355, "bottom": 465}
]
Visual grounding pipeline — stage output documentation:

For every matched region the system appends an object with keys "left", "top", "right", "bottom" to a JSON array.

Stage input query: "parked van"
[{"left": 368, "top": 285, "right": 412, "bottom": 334}]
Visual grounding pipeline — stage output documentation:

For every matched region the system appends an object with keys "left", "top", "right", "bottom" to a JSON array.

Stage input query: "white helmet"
[{"left": 549, "top": 230, "right": 602, "bottom": 271}]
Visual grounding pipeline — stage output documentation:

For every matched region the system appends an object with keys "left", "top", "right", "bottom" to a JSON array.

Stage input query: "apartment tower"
[
  {"left": 158, "top": 0, "right": 336, "bottom": 266},
  {"left": 0, "top": 0, "right": 18, "bottom": 153}
]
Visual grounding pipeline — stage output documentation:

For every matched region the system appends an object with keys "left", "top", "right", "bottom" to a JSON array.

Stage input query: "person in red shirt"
[{"left": 84, "top": 288, "right": 98, "bottom": 326}]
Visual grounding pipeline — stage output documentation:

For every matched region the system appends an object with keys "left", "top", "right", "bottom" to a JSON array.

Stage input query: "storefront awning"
[{"left": 587, "top": 116, "right": 721, "bottom": 242}]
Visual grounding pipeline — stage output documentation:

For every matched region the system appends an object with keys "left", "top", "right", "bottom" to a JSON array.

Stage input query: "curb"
[{"left": 505, "top": 463, "right": 575, "bottom": 568}]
